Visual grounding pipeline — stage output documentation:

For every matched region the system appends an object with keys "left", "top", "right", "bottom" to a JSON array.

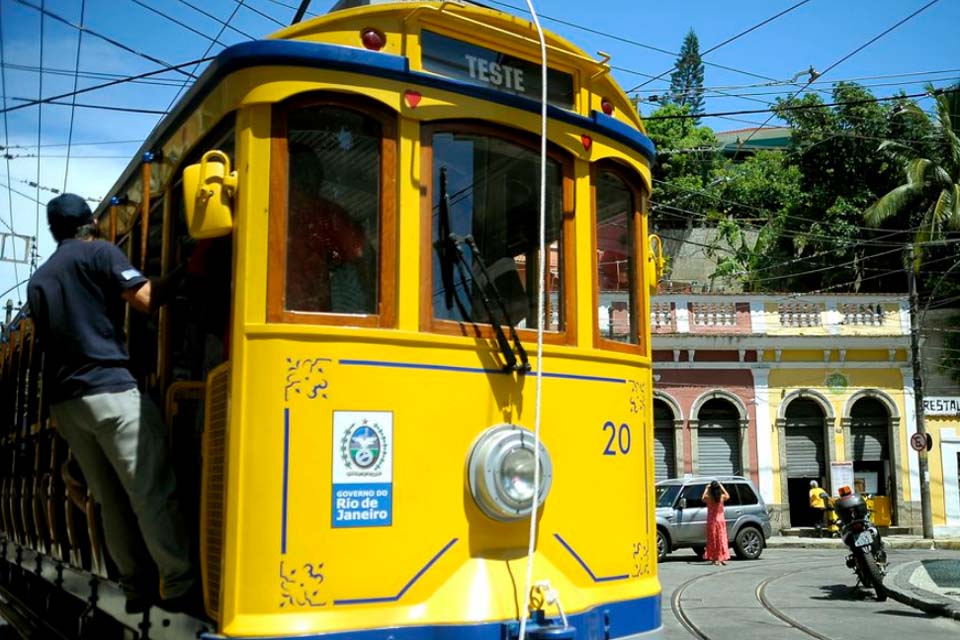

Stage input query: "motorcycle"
[{"left": 834, "top": 487, "right": 887, "bottom": 601}]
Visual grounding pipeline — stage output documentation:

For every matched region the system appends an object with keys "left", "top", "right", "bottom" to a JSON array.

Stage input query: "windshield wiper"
[
  {"left": 462, "top": 235, "right": 530, "bottom": 371},
  {"left": 448, "top": 234, "right": 521, "bottom": 372},
  {"left": 435, "top": 167, "right": 471, "bottom": 322}
]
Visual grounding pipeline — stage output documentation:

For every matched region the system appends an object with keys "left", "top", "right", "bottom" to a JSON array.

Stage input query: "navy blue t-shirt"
[{"left": 27, "top": 239, "right": 148, "bottom": 404}]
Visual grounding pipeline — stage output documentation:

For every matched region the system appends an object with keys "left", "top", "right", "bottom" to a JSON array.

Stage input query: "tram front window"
[
  {"left": 431, "top": 131, "right": 564, "bottom": 331},
  {"left": 285, "top": 106, "right": 380, "bottom": 314},
  {"left": 596, "top": 169, "right": 639, "bottom": 345}
]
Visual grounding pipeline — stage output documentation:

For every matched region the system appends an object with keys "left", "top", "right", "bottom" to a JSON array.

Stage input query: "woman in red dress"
[{"left": 702, "top": 480, "right": 731, "bottom": 566}]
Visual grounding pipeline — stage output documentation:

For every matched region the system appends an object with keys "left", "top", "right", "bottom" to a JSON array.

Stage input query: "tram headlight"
[{"left": 467, "top": 424, "right": 553, "bottom": 522}]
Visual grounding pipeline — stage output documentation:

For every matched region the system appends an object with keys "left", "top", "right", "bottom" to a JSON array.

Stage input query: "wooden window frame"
[
  {"left": 419, "top": 122, "right": 576, "bottom": 345},
  {"left": 591, "top": 161, "right": 649, "bottom": 355},
  {"left": 267, "top": 93, "right": 397, "bottom": 327}
]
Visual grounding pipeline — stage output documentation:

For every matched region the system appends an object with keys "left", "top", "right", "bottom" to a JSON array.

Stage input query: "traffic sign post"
[{"left": 910, "top": 432, "right": 927, "bottom": 452}]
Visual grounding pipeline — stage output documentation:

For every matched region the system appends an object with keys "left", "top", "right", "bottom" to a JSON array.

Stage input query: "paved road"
[{"left": 658, "top": 548, "right": 960, "bottom": 639}]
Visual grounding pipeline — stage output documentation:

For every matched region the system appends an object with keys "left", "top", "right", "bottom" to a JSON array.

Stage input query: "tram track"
[{"left": 669, "top": 557, "right": 839, "bottom": 640}]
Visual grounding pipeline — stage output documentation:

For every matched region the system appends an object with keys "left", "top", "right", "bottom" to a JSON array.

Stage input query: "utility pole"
[{"left": 907, "top": 245, "right": 934, "bottom": 539}]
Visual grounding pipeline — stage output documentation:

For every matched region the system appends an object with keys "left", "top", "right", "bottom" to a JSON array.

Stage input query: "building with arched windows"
[{"left": 649, "top": 292, "right": 938, "bottom": 532}]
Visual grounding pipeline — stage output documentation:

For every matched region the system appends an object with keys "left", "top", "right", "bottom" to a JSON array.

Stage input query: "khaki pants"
[{"left": 52, "top": 388, "right": 193, "bottom": 599}]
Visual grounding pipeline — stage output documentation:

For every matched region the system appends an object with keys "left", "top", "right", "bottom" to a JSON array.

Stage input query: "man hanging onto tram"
[{"left": 26, "top": 193, "right": 203, "bottom": 617}]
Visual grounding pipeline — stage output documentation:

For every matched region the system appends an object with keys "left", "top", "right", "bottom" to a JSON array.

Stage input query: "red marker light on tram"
[
  {"left": 361, "top": 28, "right": 386, "bottom": 51},
  {"left": 581, "top": 135, "right": 592, "bottom": 151},
  {"left": 601, "top": 98, "right": 614, "bottom": 115}
]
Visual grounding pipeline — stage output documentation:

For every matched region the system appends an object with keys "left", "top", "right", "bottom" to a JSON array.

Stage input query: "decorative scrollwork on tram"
[
  {"left": 279, "top": 560, "right": 327, "bottom": 608},
  {"left": 284, "top": 357, "right": 332, "bottom": 402}
]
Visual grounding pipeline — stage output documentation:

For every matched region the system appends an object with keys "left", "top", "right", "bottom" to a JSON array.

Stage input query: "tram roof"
[{"left": 94, "top": 1, "right": 655, "bottom": 221}]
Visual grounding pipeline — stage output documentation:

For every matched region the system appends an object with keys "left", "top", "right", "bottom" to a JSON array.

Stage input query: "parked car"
[{"left": 655, "top": 475, "right": 771, "bottom": 562}]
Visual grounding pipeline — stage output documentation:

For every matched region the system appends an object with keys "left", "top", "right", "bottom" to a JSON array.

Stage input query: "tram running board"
[{"left": 1, "top": 541, "right": 215, "bottom": 639}]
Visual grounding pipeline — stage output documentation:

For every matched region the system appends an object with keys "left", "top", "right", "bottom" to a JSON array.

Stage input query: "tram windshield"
[{"left": 431, "top": 131, "right": 564, "bottom": 331}]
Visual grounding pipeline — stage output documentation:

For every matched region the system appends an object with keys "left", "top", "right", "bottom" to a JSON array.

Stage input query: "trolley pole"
[{"left": 907, "top": 246, "right": 934, "bottom": 539}]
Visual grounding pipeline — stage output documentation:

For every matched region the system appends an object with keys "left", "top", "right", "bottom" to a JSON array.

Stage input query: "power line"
[
  {"left": 0, "top": 56, "right": 215, "bottom": 115},
  {"left": 64, "top": 0, "right": 87, "bottom": 193},
  {"left": 127, "top": 0, "right": 234, "bottom": 49},
  {"left": 9, "top": 98, "right": 166, "bottom": 115},
  {"left": 233, "top": 0, "right": 285, "bottom": 28},
  {"left": 0, "top": 61, "right": 187, "bottom": 87},
  {"left": 627, "top": 0, "right": 814, "bottom": 93},
  {"left": 487, "top": 0, "right": 784, "bottom": 85},
  {"left": 736, "top": 0, "right": 941, "bottom": 151},
  {"left": 631, "top": 67, "right": 960, "bottom": 94},
  {"left": 13, "top": 0, "right": 197, "bottom": 80},
  {"left": 32, "top": 0, "right": 44, "bottom": 273},
  {"left": 644, "top": 89, "right": 935, "bottom": 120},
  {"left": 0, "top": 0, "right": 21, "bottom": 308},
  {"left": 2, "top": 139, "right": 144, "bottom": 150},
  {"left": 172, "top": 0, "right": 257, "bottom": 40},
  {"left": 164, "top": 1, "right": 249, "bottom": 112}
]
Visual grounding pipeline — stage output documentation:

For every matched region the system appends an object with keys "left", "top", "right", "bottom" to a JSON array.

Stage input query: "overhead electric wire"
[
  {"left": 9, "top": 98, "right": 166, "bottom": 115},
  {"left": 488, "top": 0, "right": 784, "bottom": 84},
  {"left": 0, "top": 1, "right": 22, "bottom": 305},
  {"left": 164, "top": 1, "right": 249, "bottom": 112},
  {"left": 64, "top": 0, "right": 86, "bottom": 193},
  {"left": 652, "top": 177, "right": 938, "bottom": 240},
  {"left": 0, "top": 56, "right": 215, "bottom": 116},
  {"left": 626, "top": 0, "right": 815, "bottom": 93},
  {"left": 14, "top": 0, "right": 197, "bottom": 80},
  {"left": 4, "top": 139, "right": 143, "bottom": 150},
  {"left": 736, "top": 0, "right": 941, "bottom": 150},
  {"left": 32, "top": 0, "right": 44, "bottom": 272},
  {"left": 644, "top": 88, "right": 937, "bottom": 120},
  {"left": 127, "top": 0, "right": 233, "bottom": 49},
  {"left": 1, "top": 61, "right": 187, "bottom": 87},
  {"left": 172, "top": 0, "right": 257, "bottom": 40},
  {"left": 631, "top": 67, "right": 960, "bottom": 94},
  {"left": 233, "top": 0, "right": 285, "bottom": 27}
]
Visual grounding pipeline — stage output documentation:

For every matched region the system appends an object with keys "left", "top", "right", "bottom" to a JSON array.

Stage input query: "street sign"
[{"left": 910, "top": 432, "right": 927, "bottom": 452}]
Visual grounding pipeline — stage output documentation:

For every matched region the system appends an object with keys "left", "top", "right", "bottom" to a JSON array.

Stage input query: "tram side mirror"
[
  {"left": 647, "top": 234, "right": 665, "bottom": 295},
  {"left": 678, "top": 498, "right": 687, "bottom": 510},
  {"left": 183, "top": 150, "right": 237, "bottom": 238}
]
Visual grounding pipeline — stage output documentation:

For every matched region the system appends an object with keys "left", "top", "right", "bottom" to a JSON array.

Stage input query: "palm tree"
[{"left": 865, "top": 87, "right": 960, "bottom": 268}]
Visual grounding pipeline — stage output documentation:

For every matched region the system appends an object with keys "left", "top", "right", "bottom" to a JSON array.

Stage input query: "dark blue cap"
[{"left": 47, "top": 193, "right": 93, "bottom": 227}]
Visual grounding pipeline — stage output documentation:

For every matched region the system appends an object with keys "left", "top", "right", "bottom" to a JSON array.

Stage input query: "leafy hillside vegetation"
[{"left": 644, "top": 83, "right": 960, "bottom": 297}]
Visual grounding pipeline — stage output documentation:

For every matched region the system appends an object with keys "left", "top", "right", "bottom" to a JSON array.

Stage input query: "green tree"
[
  {"left": 865, "top": 87, "right": 960, "bottom": 269},
  {"left": 668, "top": 29, "right": 705, "bottom": 122},
  {"left": 763, "top": 82, "right": 925, "bottom": 292},
  {"left": 643, "top": 103, "right": 719, "bottom": 230}
]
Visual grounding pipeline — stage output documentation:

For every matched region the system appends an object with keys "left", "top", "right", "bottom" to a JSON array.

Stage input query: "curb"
[
  {"left": 885, "top": 562, "right": 960, "bottom": 621},
  {"left": 766, "top": 537, "right": 960, "bottom": 551}
]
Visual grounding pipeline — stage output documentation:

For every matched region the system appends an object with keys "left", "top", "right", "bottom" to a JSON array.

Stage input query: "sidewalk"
[
  {"left": 766, "top": 535, "right": 960, "bottom": 620},
  {"left": 766, "top": 534, "right": 960, "bottom": 550}
]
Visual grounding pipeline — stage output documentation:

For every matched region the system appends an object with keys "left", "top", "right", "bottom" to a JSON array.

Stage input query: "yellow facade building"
[{"left": 649, "top": 294, "right": 956, "bottom": 533}]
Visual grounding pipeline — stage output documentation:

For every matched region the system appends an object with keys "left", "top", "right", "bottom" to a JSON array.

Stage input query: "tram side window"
[
  {"left": 284, "top": 107, "right": 380, "bottom": 315},
  {"left": 595, "top": 169, "right": 639, "bottom": 345},
  {"left": 431, "top": 131, "right": 564, "bottom": 330}
]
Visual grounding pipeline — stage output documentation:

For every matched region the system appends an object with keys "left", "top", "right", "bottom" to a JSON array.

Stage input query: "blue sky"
[{"left": 1, "top": 0, "right": 958, "bottom": 307}]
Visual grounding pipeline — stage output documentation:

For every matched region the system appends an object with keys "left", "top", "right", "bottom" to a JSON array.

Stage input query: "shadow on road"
[
  {"left": 875, "top": 609, "right": 939, "bottom": 619},
  {"left": 811, "top": 583, "right": 872, "bottom": 601}
]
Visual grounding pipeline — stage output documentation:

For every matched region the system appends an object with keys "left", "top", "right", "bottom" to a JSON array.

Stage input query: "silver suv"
[{"left": 655, "top": 475, "right": 771, "bottom": 562}]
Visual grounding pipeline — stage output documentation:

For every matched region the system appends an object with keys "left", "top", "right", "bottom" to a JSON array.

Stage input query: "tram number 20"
[{"left": 602, "top": 421, "right": 631, "bottom": 456}]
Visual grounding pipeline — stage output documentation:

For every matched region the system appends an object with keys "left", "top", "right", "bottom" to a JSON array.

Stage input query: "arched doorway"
[
  {"left": 696, "top": 398, "right": 742, "bottom": 476},
  {"left": 653, "top": 399, "right": 677, "bottom": 481},
  {"left": 784, "top": 397, "right": 827, "bottom": 526},
  {"left": 850, "top": 397, "right": 890, "bottom": 498}
]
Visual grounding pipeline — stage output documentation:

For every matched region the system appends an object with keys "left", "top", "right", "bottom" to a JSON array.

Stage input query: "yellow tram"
[{"left": 0, "top": 1, "right": 664, "bottom": 638}]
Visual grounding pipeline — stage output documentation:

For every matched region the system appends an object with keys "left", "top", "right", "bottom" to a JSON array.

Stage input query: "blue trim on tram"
[
  {"left": 201, "top": 593, "right": 661, "bottom": 639},
  {"left": 99, "top": 39, "right": 656, "bottom": 213},
  {"left": 333, "top": 538, "right": 459, "bottom": 605},
  {"left": 553, "top": 533, "right": 630, "bottom": 582},
  {"left": 339, "top": 359, "right": 626, "bottom": 384}
]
